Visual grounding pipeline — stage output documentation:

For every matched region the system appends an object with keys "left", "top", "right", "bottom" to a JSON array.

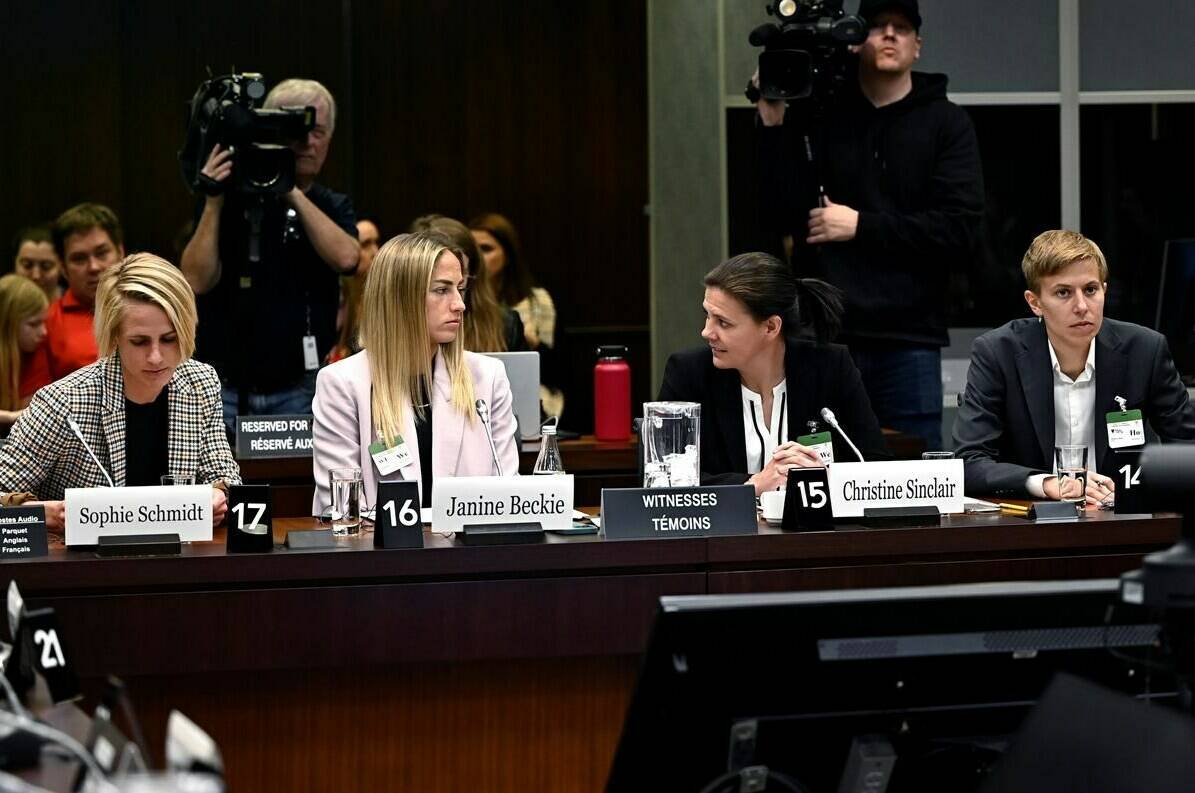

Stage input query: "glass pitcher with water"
[{"left": 641, "top": 402, "right": 701, "bottom": 488}]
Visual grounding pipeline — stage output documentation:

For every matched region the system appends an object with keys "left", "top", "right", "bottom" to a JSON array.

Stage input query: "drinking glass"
[
  {"left": 160, "top": 475, "right": 196, "bottom": 486},
  {"left": 330, "top": 467, "right": 363, "bottom": 536},
  {"left": 1054, "top": 445, "right": 1088, "bottom": 505}
]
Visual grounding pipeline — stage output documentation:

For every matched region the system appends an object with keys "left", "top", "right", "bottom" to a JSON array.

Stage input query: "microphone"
[
  {"left": 820, "top": 407, "right": 865, "bottom": 463},
  {"left": 475, "top": 399, "right": 504, "bottom": 477},
  {"left": 66, "top": 415, "right": 115, "bottom": 487}
]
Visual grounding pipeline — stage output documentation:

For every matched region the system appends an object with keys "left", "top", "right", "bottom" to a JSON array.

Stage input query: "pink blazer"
[{"left": 311, "top": 350, "right": 521, "bottom": 514}]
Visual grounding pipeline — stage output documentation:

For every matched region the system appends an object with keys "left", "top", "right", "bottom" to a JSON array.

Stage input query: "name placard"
[
  {"left": 827, "top": 459, "right": 964, "bottom": 518},
  {"left": 432, "top": 476, "right": 574, "bottom": 532},
  {"left": 235, "top": 414, "right": 314, "bottom": 459},
  {"left": 65, "top": 485, "right": 213, "bottom": 546},
  {"left": 0, "top": 506, "right": 48, "bottom": 559},
  {"left": 601, "top": 485, "right": 757, "bottom": 540}
]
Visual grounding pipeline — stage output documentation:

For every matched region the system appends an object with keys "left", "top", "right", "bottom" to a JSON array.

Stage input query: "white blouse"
[{"left": 741, "top": 379, "right": 788, "bottom": 475}]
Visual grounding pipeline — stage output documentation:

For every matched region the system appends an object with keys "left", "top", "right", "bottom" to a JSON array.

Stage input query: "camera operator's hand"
[
  {"left": 199, "top": 144, "right": 233, "bottom": 201},
  {"left": 807, "top": 196, "right": 859, "bottom": 244},
  {"left": 752, "top": 69, "right": 786, "bottom": 127}
]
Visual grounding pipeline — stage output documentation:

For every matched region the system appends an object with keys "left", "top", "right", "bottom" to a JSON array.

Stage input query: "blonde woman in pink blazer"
[{"left": 312, "top": 231, "right": 520, "bottom": 515}]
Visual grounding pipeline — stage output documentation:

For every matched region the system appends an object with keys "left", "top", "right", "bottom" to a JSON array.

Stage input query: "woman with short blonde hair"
[
  {"left": 0, "top": 253, "right": 240, "bottom": 529},
  {"left": 312, "top": 231, "right": 520, "bottom": 513}
]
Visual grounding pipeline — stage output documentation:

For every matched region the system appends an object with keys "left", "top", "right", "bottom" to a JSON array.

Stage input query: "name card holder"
[
  {"left": 375, "top": 481, "right": 424, "bottom": 549},
  {"left": 460, "top": 522, "right": 544, "bottom": 546},
  {"left": 96, "top": 533, "right": 181, "bottom": 558},
  {"left": 227, "top": 485, "right": 274, "bottom": 553},
  {"left": 861, "top": 505, "right": 941, "bottom": 528},
  {"left": 285, "top": 529, "right": 336, "bottom": 550}
]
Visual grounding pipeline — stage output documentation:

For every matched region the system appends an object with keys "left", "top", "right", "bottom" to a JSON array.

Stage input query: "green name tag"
[
  {"left": 1106, "top": 409, "right": 1144, "bottom": 449},
  {"left": 796, "top": 431, "right": 834, "bottom": 465}
]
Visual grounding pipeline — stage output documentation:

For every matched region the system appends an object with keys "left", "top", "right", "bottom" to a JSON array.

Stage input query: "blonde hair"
[
  {"left": 265, "top": 78, "right": 336, "bottom": 131},
  {"left": 360, "top": 232, "right": 475, "bottom": 446},
  {"left": 409, "top": 214, "right": 508, "bottom": 352},
  {"left": 1022, "top": 230, "right": 1109, "bottom": 293},
  {"left": 0, "top": 274, "right": 49, "bottom": 410},
  {"left": 94, "top": 253, "right": 198, "bottom": 359}
]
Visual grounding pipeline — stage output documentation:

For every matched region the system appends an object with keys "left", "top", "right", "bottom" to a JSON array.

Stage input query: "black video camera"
[
  {"left": 178, "top": 72, "right": 314, "bottom": 197},
  {"left": 747, "top": 0, "right": 868, "bottom": 102}
]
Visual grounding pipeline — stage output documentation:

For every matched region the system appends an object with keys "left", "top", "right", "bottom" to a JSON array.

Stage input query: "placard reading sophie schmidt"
[
  {"left": 0, "top": 506, "right": 48, "bottom": 559},
  {"left": 601, "top": 485, "right": 756, "bottom": 540},
  {"left": 235, "top": 414, "right": 315, "bottom": 459}
]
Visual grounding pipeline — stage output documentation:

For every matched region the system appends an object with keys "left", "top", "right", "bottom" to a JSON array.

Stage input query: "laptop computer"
[{"left": 483, "top": 351, "right": 541, "bottom": 441}]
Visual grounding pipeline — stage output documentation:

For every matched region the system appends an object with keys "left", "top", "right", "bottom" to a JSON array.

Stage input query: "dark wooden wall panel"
[{"left": 3, "top": 1, "right": 648, "bottom": 428}]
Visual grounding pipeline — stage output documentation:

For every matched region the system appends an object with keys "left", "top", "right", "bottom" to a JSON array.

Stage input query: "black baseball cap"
[{"left": 857, "top": 0, "right": 922, "bottom": 31}]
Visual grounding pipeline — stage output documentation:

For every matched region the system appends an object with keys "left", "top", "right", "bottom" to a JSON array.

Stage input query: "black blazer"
[
  {"left": 657, "top": 342, "right": 889, "bottom": 485},
  {"left": 954, "top": 317, "right": 1195, "bottom": 497}
]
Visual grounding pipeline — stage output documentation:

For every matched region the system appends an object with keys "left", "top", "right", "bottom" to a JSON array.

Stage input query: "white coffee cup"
[{"left": 760, "top": 489, "right": 786, "bottom": 522}]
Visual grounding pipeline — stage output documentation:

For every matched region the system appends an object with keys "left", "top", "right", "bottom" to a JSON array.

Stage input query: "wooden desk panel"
[{"left": 8, "top": 512, "right": 1179, "bottom": 793}]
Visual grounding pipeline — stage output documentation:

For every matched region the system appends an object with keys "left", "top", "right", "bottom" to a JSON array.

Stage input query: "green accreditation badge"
[
  {"left": 369, "top": 436, "right": 414, "bottom": 475},
  {"left": 796, "top": 431, "right": 834, "bottom": 465},
  {"left": 1106, "top": 409, "right": 1145, "bottom": 449}
]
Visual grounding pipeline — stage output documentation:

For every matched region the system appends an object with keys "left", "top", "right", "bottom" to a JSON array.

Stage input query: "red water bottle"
[{"left": 594, "top": 345, "right": 631, "bottom": 441}]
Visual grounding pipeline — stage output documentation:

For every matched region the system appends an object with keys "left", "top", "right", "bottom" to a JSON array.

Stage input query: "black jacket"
[
  {"left": 757, "top": 70, "right": 984, "bottom": 348},
  {"left": 954, "top": 317, "right": 1195, "bottom": 497},
  {"left": 658, "top": 342, "right": 889, "bottom": 486}
]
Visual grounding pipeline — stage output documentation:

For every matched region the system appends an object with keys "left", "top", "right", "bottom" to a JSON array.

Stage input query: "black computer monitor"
[
  {"left": 1154, "top": 238, "right": 1195, "bottom": 381},
  {"left": 607, "top": 580, "right": 1177, "bottom": 792}
]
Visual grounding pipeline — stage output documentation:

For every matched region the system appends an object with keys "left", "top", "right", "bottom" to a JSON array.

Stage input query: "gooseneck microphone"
[
  {"left": 475, "top": 399, "right": 504, "bottom": 477},
  {"left": 66, "top": 415, "right": 115, "bottom": 487},
  {"left": 820, "top": 407, "right": 865, "bottom": 463}
]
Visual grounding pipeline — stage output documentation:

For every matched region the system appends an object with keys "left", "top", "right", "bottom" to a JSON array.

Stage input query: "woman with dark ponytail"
[{"left": 658, "top": 252, "right": 886, "bottom": 494}]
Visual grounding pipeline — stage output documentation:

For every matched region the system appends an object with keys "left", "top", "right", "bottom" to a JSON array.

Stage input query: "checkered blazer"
[{"left": 0, "top": 355, "right": 241, "bottom": 501}]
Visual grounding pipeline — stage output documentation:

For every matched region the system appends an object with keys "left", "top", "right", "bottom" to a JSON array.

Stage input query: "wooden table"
[
  {"left": 239, "top": 435, "right": 641, "bottom": 516},
  {"left": 5, "top": 509, "right": 1177, "bottom": 792},
  {"left": 239, "top": 430, "right": 922, "bottom": 517}
]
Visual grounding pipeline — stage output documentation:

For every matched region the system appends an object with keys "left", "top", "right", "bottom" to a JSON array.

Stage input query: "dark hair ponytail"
[
  {"left": 704, "top": 252, "right": 843, "bottom": 344},
  {"left": 793, "top": 277, "right": 843, "bottom": 344}
]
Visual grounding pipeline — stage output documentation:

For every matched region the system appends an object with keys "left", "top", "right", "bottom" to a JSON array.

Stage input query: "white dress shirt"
[
  {"left": 1026, "top": 339, "right": 1097, "bottom": 497},
  {"left": 742, "top": 380, "right": 788, "bottom": 475}
]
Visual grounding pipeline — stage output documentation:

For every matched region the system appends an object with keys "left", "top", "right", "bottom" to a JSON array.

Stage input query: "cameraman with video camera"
[
  {"left": 181, "top": 78, "right": 359, "bottom": 430},
  {"left": 754, "top": 0, "right": 983, "bottom": 451}
]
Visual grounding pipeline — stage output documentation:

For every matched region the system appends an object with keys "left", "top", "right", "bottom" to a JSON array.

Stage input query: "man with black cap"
[{"left": 755, "top": 0, "right": 984, "bottom": 451}]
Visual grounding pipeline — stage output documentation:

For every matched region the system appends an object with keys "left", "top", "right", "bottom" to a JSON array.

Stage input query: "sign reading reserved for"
[{"left": 235, "top": 414, "right": 314, "bottom": 459}]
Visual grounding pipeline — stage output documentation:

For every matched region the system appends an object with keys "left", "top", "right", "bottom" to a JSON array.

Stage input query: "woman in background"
[
  {"left": 311, "top": 232, "right": 519, "bottom": 513},
  {"left": 468, "top": 212, "right": 562, "bottom": 417},
  {"left": 410, "top": 214, "right": 525, "bottom": 353},
  {"left": 12, "top": 225, "right": 62, "bottom": 302},
  {"left": 0, "top": 274, "right": 50, "bottom": 427}
]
